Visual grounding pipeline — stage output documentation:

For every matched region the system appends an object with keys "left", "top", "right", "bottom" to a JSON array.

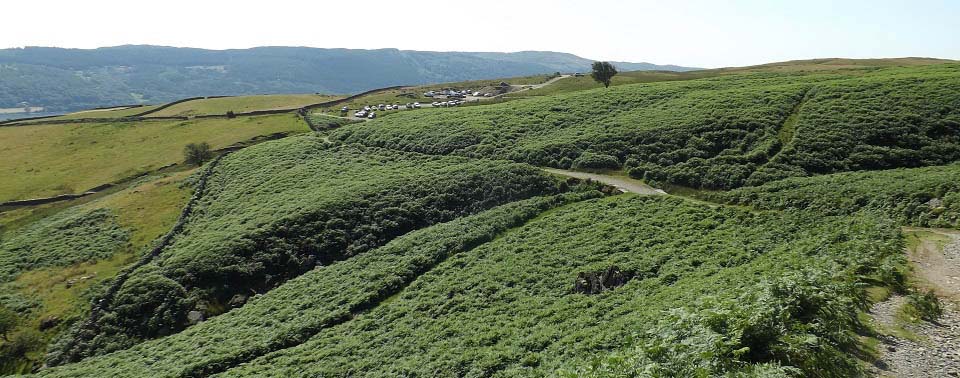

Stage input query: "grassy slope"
[
  {"left": 34, "top": 194, "right": 585, "bottom": 378},
  {"left": 0, "top": 170, "right": 193, "bottom": 373},
  {"left": 0, "top": 113, "right": 308, "bottom": 203},
  {"left": 333, "top": 63, "right": 960, "bottom": 189},
  {"left": 46, "top": 138, "right": 561, "bottom": 363},
  {"left": 145, "top": 94, "right": 342, "bottom": 117},
  {"left": 714, "top": 163, "right": 960, "bottom": 228},
  {"left": 216, "top": 195, "right": 902, "bottom": 377},
  {"left": 41, "top": 106, "right": 160, "bottom": 121}
]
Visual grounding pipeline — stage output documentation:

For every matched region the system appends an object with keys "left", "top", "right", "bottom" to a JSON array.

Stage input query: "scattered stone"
[
  {"left": 187, "top": 310, "right": 204, "bottom": 325},
  {"left": 574, "top": 265, "right": 631, "bottom": 295},
  {"left": 228, "top": 294, "right": 248, "bottom": 308}
]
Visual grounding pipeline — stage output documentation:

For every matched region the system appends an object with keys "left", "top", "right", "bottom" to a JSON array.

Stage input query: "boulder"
[{"left": 187, "top": 310, "right": 204, "bottom": 325}]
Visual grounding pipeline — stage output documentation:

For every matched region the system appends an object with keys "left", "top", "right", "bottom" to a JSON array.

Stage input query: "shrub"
[
  {"left": 572, "top": 152, "right": 621, "bottom": 170},
  {"left": 903, "top": 290, "right": 943, "bottom": 322},
  {"left": 183, "top": 142, "right": 213, "bottom": 166}
]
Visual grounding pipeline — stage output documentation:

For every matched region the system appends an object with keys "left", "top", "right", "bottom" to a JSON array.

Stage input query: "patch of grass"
[
  {"left": 145, "top": 94, "right": 342, "bottom": 117},
  {"left": 42, "top": 106, "right": 160, "bottom": 121},
  {"left": 0, "top": 113, "right": 308, "bottom": 203}
]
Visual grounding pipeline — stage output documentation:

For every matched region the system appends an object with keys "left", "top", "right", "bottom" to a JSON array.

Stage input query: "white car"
[
  {"left": 367, "top": 112, "right": 376, "bottom": 119},
  {"left": 413, "top": 102, "right": 421, "bottom": 108},
  {"left": 363, "top": 106, "right": 371, "bottom": 111},
  {"left": 341, "top": 106, "right": 349, "bottom": 112},
  {"left": 378, "top": 104, "right": 385, "bottom": 110},
  {"left": 354, "top": 111, "right": 367, "bottom": 117},
  {"left": 472, "top": 92, "right": 480, "bottom": 97}
]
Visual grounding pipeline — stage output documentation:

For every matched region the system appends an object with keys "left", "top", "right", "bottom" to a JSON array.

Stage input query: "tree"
[
  {"left": 183, "top": 142, "right": 213, "bottom": 166},
  {"left": 591, "top": 61, "right": 618, "bottom": 88},
  {"left": 0, "top": 306, "right": 17, "bottom": 341}
]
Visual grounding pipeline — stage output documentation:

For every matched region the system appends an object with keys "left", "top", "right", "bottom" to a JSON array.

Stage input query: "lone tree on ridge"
[{"left": 591, "top": 61, "right": 618, "bottom": 88}]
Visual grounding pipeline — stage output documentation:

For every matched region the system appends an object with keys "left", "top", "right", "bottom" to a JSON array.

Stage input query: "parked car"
[
  {"left": 483, "top": 93, "right": 493, "bottom": 97},
  {"left": 367, "top": 112, "right": 376, "bottom": 119},
  {"left": 472, "top": 92, "right": 481, "bottom": 96},
  {"left": 413, "top": 102, "right": 421, "bottom": 108},
  {"left": 354, "top": 111, "right": 367, "bottom": 117},
  {"left": 363, "top": 106, "right": 371, "bottom": 111},
  {"left": 341, "top": 106, "right": 349, "bottom": 112}
]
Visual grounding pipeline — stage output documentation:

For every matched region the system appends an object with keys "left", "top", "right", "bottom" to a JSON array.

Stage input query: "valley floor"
[{"left": 870, "top": 228, "right": 960, "bottom": 377}]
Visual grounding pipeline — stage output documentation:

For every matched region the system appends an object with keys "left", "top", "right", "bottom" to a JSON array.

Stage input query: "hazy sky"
[{"left": 2, "top": 0, "right": 958, "bottom": 68}]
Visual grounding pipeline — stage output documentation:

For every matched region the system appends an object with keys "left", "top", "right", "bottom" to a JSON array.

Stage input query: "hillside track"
[
  {"left": 870, "top": 228, "right": 960, "bottom": 377},
  {"left": 543, "top": 168, "right": 666, "bottom": 195}
]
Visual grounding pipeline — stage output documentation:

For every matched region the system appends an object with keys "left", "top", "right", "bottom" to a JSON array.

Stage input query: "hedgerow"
[
  {"left": 713, "top": 163, "right": 960, "bottom": 228},
  {"left": 47, "top": 135, "right": 561, "bottom": 365},
  {"left": 212, "top": 196, "right": 903, "bottom": 377},
  {"left": 332, "top": 64, "right": 960, "bottom": 189},
  {"left": 35, "top": 193, "right": 595, "bottom": 378}
]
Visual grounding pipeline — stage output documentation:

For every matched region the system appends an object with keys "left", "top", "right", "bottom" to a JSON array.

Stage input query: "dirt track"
[
  {"left": 543, "top": 168, "right": 666, "bottom": 195},
  {"left": 870, "top": 228, "right": 960, "bottom": 377}
]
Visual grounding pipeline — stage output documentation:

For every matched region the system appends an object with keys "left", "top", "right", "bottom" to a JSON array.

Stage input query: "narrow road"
[
  {"left": 870, "top": 228, "right": 960, "bottom": 377},
  {"left": 543, "top": 168, "right": 666, "bottom": 195}
]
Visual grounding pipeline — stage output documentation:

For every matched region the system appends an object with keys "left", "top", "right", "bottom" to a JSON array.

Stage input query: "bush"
[
  {"left": 572, "top": 152, "right": 621, "bottom": 170},
  {"left": 0, "top": 306, "right": 16, "bottom": 341},
  {"left": 183, "top": 142, "right": 213, "bottom": 166},
  {"left": 903, "top": 290, "right": 943, "bottom": 322}
]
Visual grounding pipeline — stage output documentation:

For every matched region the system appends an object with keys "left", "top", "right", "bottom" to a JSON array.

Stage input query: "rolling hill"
[
  {"left": 0, "top": 46, "right": 697, "bottom": 112},
  {"left": 0, "top": 57, "right": 958, "bottom": 377}
]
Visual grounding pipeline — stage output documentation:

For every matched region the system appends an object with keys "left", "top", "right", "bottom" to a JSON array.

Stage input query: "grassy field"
[
  {"left": 41, "top": 106, "right": 159, "bottom": 121},
  {"left": 0, "top": 113, "right": 309, "bottom": 203},
  {"left": 145, "top": 94, "right": 342, "bottom": 117}
]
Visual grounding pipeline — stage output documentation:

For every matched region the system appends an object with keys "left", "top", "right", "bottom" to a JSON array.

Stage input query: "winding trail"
[
  {"left": 870, "top": 228, "right": 960, "bottom": 377},
  {"left": 543, "top": 168, "right": 666, "bottom": 195}
]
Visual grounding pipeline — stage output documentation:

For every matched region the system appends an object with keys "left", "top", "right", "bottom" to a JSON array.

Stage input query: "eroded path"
[
  {"left": 870, "top": 228, "right": 960, "bottom": 377},
  {"left": 544, "top": 168, "right": 666, "bottom": 195}
]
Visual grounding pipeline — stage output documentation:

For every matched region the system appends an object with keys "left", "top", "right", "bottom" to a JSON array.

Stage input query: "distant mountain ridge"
[{"left": 0, "top": 45, "right": 699, "bottom": 111}]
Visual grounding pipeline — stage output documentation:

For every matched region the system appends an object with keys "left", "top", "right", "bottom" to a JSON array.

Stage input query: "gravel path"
[
  {"left": 870, "top": 230, "right": 960, "bottom": 377},
  {"left": 543, "top": 169, "right": 666, "bottom": 195}
]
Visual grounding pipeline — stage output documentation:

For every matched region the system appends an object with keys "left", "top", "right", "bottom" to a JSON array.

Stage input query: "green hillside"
[
  {"left": 714, "top": 163, "right": 960, "bottom": 228},
  {"left": 48, "top": 138, "right": 561, "bottom": 364},
  {"left": 0, "top": 114, "right": 308, "bottom": 203},
  {"left": 1, "top": 58, "right": 959, "bottom": 377},
  {"left": 333, "top": 64, "right": 960, "bottom": 189}
]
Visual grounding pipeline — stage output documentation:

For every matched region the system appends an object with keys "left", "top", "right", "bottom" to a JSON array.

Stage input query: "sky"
[{"left": 2, "top": 0, "right": 958, "bottom": 68}]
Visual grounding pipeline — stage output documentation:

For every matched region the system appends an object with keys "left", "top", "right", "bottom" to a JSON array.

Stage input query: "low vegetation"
[
  {"left": 33, "top": 193, "right": 595, "bottom": 377},
  {"left": 0, "top": 113, "right": 308, "bottom": 203},
  {"left": 215, "top": 196, "right": 903, "bottom": 377},
  {"left": 714, "top": 163, "right": 960, "bottom": 228},
  {"left": 48, "top": 137, "right": 561, "bottom": 364},
  {"left": 333, "top": 63, "right": 960, "bottom": 189}
]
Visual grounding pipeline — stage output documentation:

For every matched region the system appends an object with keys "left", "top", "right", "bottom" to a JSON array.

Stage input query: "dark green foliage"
[
  {"left": 572, "top": 152, "right": 621, "bottom": 170},
  {"left": 591, "top": 61, "right": 618, "bottom": 88},
  {"left": 0, "top": 307, "right": 16, "bottom": 341},
  {"left": 35, "top": 194, "right": 590, "bottom": 377},
  {"left": 714, "top": 163, "right": 960, "bottom": 228},
  {"left": 183, "top": 142, "right": 213, "bottom": 166},
  {"left": 0, "top": 208, "right": 129, "bottom": 283},
  {"left": 47, "top": 136, "right": 559, "bottom": 364},
  {"left": 208, "top": 196, "right": 901, "bottom": 377},
  {"left": 904, "top": 290, "right": 943, "bottom": 321},
  {"left": 333, "top": 64, "right": 960, "bottom": 189}
]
